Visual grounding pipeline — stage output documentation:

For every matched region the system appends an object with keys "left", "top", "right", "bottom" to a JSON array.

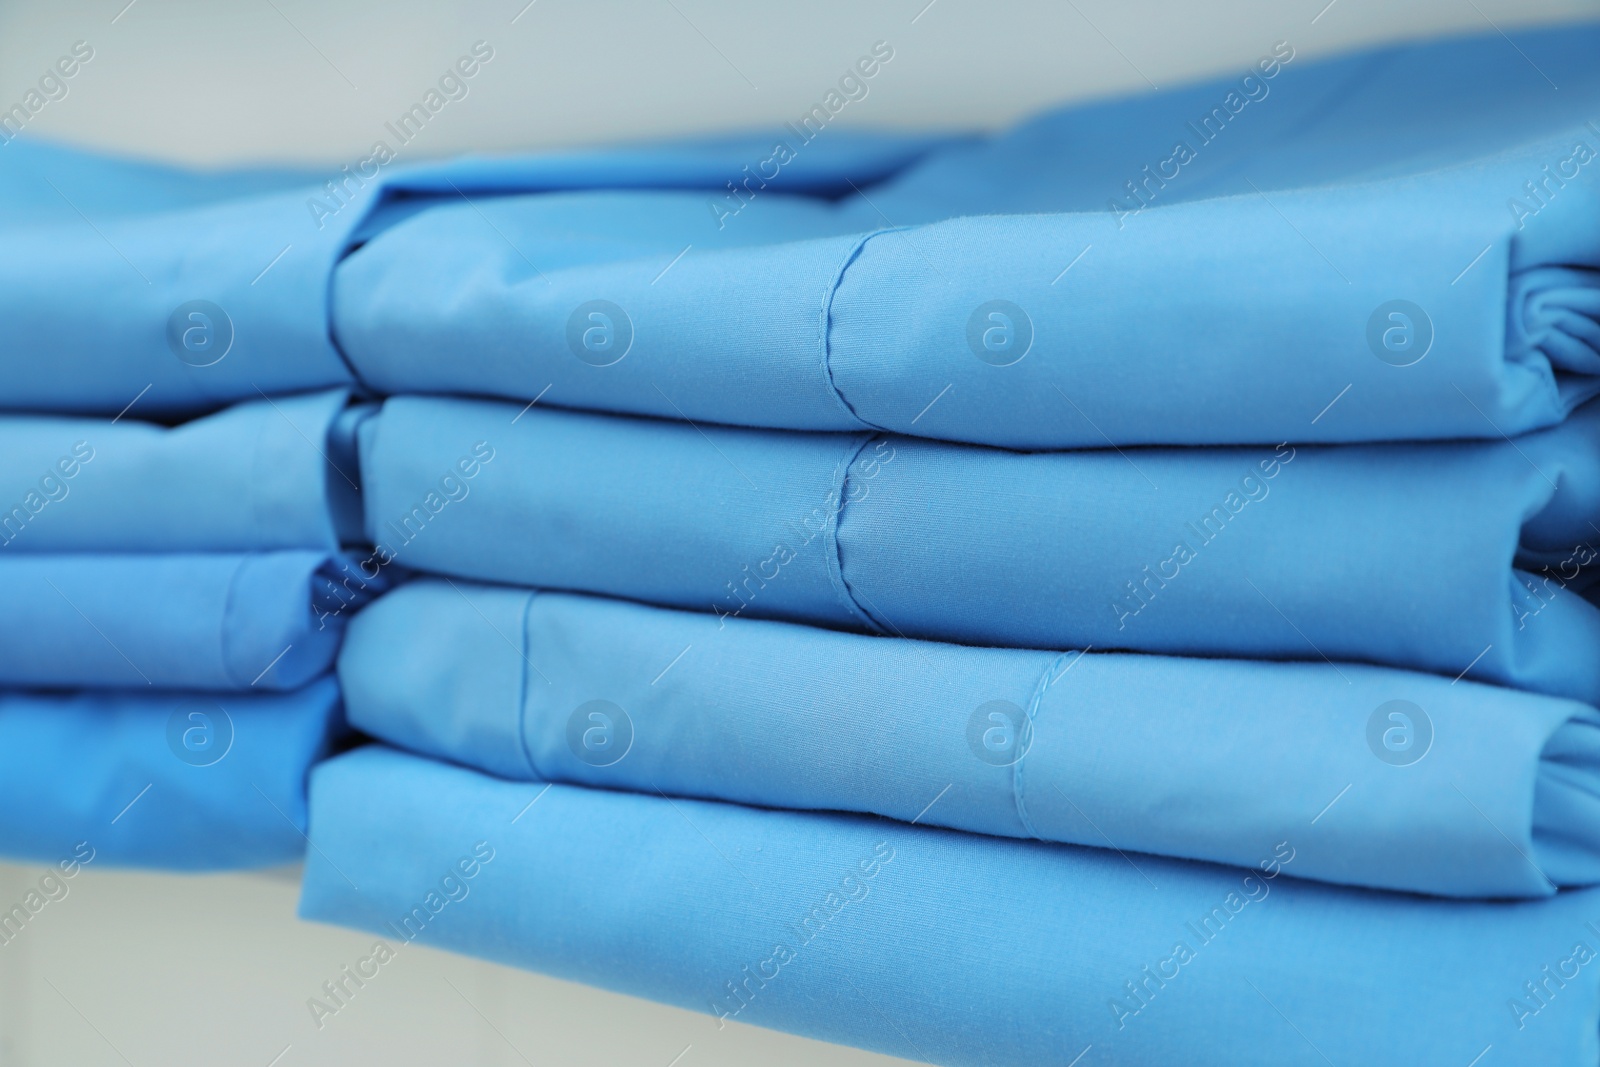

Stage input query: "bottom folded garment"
[
  {"left": 0, "top": 677, "right": 342, "bottom": 869},
  {"left": 300, "top": 745, "right": 1600, "bottom": 1067}
]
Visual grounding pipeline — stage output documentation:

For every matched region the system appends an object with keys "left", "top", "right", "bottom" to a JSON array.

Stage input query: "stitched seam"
[
  {"left": 516, "top": 588, "right": 543, "bottom": 780},
  {"left": 819, "top": 230, "right": 895, "bottom": 432},
  {"left": 323, "top": 185, "right": 396, "bottom": 390},
  {"left": 823, "top": 433, "right": 888, "bottom": 634},
  {"left": 1012, "top": 650, "right": 1078, "bottom": 840},
  {"left": 218, "top": 554, "right": 252, "bottom": 688}
]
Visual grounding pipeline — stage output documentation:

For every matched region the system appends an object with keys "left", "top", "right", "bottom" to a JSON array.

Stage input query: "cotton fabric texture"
[
  {"left": 333, "top": 25, "right": 1600, "bottom": 449},
  {"left": 0, "top": 387, "right": 368, "bottom": 867},
  {"left": 0, "top": 678, "right": 341, "bottom": 869},
  {"left": 13, "top": 21, "right": 1600, "bottom": 1065},
  {"left": 299, "top": 745, "right": 1600, "bottom": 1067},
  {"left": 7, "top": 26, "right": 1599, "bottom": 447},
  {"left": 0, "top": 389, "right": 365, "bottom": 551},
  {"left": 0, "top": 552, "right": 381, "bottom": 690},
  {"left": 358, "top": 395, "right": 1600, "bottom": 703},
  {"left": 0, "top": 129, "right": 946, "bottom": 418},
  {"left": 340, "top": 578, "right": 1600, "bottom": 899}
]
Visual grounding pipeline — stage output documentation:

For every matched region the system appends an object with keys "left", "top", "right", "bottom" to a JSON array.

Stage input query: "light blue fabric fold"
[
  {"left": 298, "top": 744, "right": 1600, "bottom": 1066},
  {"left": 0, "top": 677, "right": 341, "bottom": 869},
  {"left": 340, "top": 578, "right": 1600, "bottom": 899},
  {"left": 0, "top": 552, "right": 384, "bottom": 690},
  {"left": 0, "top": 126, "right": 948, "bottom": 418},
  {"left": 0, "top": 137, "right": 322, "bottom": 225},
  {"left": 11, "top": 26, "right": 1600, "bottom": 445},
  {"left": 332, "top": 24, "right": 1600, "bottom": 448},
  {"left": 0, "top": 389, "right": 360, "bottom": 552},
  {"left": 358, "top": 394, "right": 1600, "bottom": 704}
]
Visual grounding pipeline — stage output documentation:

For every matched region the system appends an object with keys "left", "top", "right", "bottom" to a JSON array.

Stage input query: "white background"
[{"left": 2, "top": 1, "right": 1597, "bottom": 1064}]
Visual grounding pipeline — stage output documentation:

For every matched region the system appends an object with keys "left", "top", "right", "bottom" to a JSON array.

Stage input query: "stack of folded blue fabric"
[
  {"left": 0, "top": 387, "right": 384, "bottom": 868},
  {"left": 8, "top": 21, "right": 1600, "bottom": 1066}
]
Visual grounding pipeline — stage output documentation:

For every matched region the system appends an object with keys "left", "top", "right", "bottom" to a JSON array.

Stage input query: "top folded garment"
[
  {"left": 328, "top": 24, "right": 1600, "bottom": 448},
  {"left": 0, "top": 121, "right": 948, "bottom": 417},
  {"left": 7, "top": 24, "right": 1600, "bottom": 449}
]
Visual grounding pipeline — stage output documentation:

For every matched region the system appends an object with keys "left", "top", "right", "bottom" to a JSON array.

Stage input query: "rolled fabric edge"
[
  {"left": 224, "top": 550, "right": 390, "bottom": 690},
  {"left": 1536, "top": 712, "right": 1600, "bottom": 886},
  {"left": 0, "top": 551, "right": 382, "bottom": 691}
]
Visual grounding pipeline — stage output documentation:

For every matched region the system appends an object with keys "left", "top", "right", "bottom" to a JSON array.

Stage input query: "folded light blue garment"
[
  {"left": 0, "top": 125, "right": 947, "bottom": 418},
  {"left": 867, "top": 26, "right": 1600, "bottom": 218},
  {"left": 0, "top": 677, "right": 341, "bottom": 869},
  {"left": 0, "top": 389, "right": 365, "bottom": 552},
  {"left": 334, "top": 25, "right": 1600, "bottom": 449},
  {"left": 0, "top": 137, "right": 322, "bottom": 225},
  {"left": 0, "top": 552, "right": 383, "bottom": 690},
  {"left": 359, "top": 395, "right": 1600, "bottom": 703},
  {"left": 299, "top": 745, "right": 1600, "bottom": 1066},
  {"left": 340, "top": 578, "right": 1600, "bottom": 899}
]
